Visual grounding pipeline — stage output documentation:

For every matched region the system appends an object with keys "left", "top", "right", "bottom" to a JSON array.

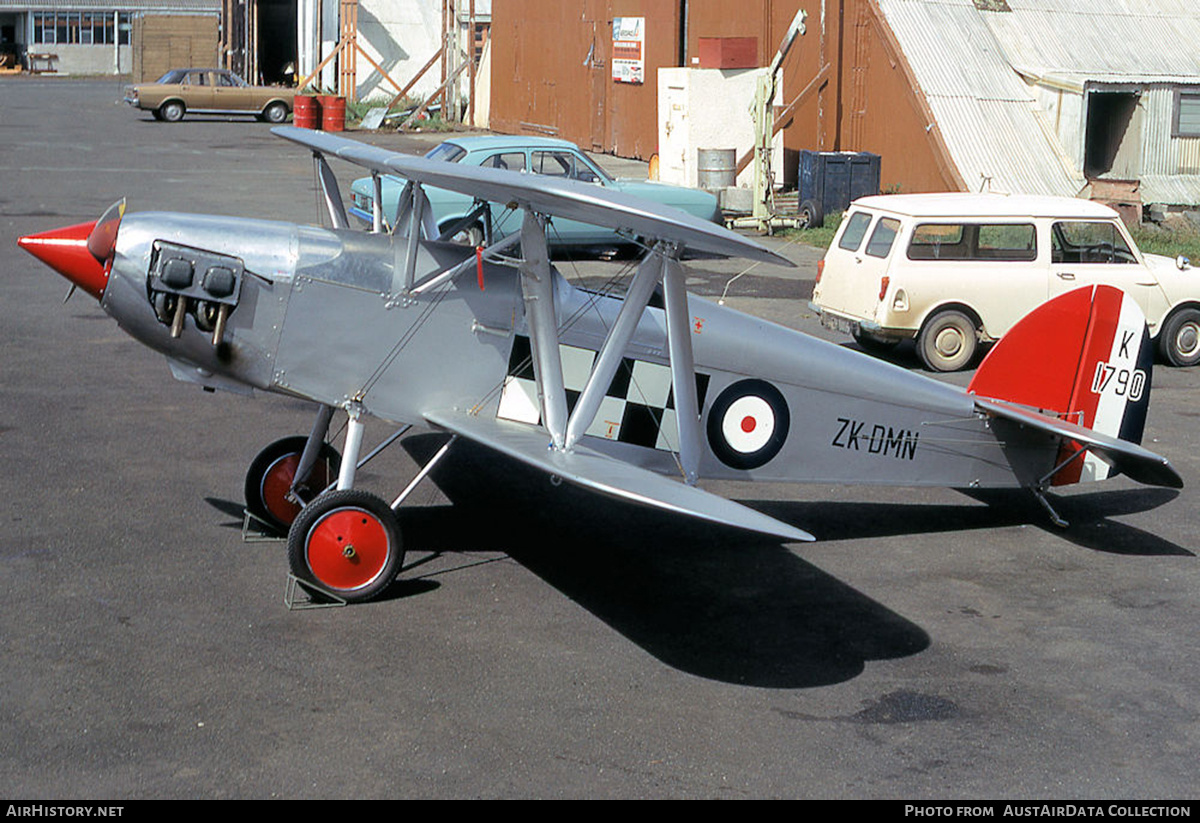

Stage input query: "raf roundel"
[{"left": 707, "top": 379, "right": 790, "bottom": 469}]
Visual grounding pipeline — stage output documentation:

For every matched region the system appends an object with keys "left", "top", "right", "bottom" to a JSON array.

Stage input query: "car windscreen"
[{"left": 424, "top": 143, "right": 468, "bottom": 163}]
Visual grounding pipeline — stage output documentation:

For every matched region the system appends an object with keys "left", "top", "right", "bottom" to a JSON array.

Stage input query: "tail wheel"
[
  {"left": 917, "top": 310, "right": 979, "bottom": 372},
  {"left": 287, "top": 490, "right": 403, "bottom": 603},
  {"left": 244, "top": 436, "right": 340, "bottom": 533},
  {"left": 1159, "top": 308, "right": 1200, "bottom": 367}
]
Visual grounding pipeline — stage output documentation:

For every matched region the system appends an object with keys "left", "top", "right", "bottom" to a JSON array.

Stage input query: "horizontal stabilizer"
[
  {"left": 272, "top": 126, "right": 791, "bottom": 267},
  {"left": 974, "top": 397, "right": 1182, "bottom": 489},
  {"left": 424, "top": 409, "right": 815, "bottom": 542}
]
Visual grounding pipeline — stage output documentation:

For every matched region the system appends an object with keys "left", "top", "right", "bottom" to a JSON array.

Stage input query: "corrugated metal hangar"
[{"left": 488, "top": 0, "right": 1200, "bottom": 210}]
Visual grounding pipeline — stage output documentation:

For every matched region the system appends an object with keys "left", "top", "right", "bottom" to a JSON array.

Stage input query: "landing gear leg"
[{"left": 286, "top": 404, "right": 435, "bottom": 606}]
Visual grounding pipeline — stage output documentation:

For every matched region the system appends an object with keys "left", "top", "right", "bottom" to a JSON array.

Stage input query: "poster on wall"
[{"left": 612, "top": 17, "right": 645, "bottom": 84}]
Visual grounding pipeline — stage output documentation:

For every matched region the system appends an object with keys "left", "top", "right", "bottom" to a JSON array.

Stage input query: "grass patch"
[
  {"left": 778, "top": 210, "right": 842, "bottom": 250},
  {"left": 1129, "top": 221, "right": 1200, "bottom": 262}
]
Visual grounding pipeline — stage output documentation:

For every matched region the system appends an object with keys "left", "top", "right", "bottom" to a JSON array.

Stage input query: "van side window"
[
  {"left": 837, "top": 211, "right": 873, "bottom": 251},
  {"left": 1051, "top": 221, "right": 1136, "bottom": 264},
  {"left": 978, "top": 224, "right": 1036, "bottom": 261},
  {"left": 865, "top": 217, "right": 901, "bottom": 258},
  {"left": 908, "top": 223, "right": 1035, "bottom": 261}
]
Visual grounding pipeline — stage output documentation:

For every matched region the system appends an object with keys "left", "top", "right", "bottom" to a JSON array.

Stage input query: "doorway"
[
  {"left": 257, "top": 0, "right": 297, "bottom": 85},
  {"left": 1084, "top": 89, "right": 1142, "bottom": 179}
]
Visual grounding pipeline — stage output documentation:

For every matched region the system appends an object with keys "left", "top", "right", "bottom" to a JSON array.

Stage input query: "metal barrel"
[
  {"left": 697, "top": 148, "right": 736, "bottom": 190},
  {"left": 294, "top": 95, "right": 320, "bottom": 129},
  {"left": 319, "top": 95, "right": 346, "bottom": 132}
]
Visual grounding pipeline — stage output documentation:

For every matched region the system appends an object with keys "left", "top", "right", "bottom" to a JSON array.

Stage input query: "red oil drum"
[
  {"left": 320, "top": 95, "right": 346, "bottom": 132},
  {"left": 293, "top": 95, "right": 321, "bottom": 129}
]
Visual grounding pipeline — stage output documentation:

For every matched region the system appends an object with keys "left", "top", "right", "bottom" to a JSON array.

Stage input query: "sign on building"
[{"left": 611, "top": 17, "right": 644, "bottom": 84}]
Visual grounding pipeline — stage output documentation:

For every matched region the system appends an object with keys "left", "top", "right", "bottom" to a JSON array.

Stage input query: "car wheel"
[
  {"left": 917, "top": 310, "right": 978, "bottom": 372},
  {"left": 853, "top": 329, "right": 899, "bottom": 354},
  {"left": 159, "top": 101, "right": 185, "bottom": 122},
  {"left": 262, "top": 102, "right": 288, "bottom": 124},
  {"left": 1158, "top": 308, "right": 1200, "bottom": 367},
  {"left": 800, "top": 199, "right": 824, "bottom": 229}
]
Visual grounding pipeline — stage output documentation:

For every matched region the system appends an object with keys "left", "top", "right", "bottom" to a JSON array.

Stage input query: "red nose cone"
[{"left": 17, "top": 221, "right": 109, "bottom": 300}]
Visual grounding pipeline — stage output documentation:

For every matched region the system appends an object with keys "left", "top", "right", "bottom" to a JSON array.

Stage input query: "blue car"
[{"left": 348, "top": 135, "right": 722, "bottom": 246}]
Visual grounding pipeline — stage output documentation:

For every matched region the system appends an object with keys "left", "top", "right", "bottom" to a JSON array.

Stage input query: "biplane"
[{"left": 17, "top": 126, "right": 1182, "bottom": 603}]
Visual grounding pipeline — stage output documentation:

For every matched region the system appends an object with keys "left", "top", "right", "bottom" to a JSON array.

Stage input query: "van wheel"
[
  {"left": 1159, "top": 308, "right": 1200, "bottom": 367},
  {"left": 917, "top": 310, "right": 978, "bottom": 372}
]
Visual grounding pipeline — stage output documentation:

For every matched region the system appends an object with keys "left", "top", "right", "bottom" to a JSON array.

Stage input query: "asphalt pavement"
[{"left": 1, "top": 78, "right": 1198, "bottom": 800}]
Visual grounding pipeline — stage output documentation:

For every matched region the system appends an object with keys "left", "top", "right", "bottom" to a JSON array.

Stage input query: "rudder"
[{"left": 968, "top": 285, "right": 1154, "bottom": 485}]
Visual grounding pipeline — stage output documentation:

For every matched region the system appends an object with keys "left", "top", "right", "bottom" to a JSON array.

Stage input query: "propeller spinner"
[{"left": 18, "top": 199, "right": 126, "bottom": 300}]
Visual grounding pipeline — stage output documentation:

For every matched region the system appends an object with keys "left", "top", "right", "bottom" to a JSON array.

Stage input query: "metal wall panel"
[{"left": 490, "top": 0, "right": 678, "bottom": 159}]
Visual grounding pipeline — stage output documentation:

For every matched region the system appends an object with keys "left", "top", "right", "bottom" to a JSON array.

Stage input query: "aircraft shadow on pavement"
[
  {"left": 749, "top": 486, "right": 1189, "bottom": 557},
  {"left": 207, "top": 432, "right": 1185, "bottom": 688},
  {"left": 403, "top": 435, "right": 929, "bottom": 689}
]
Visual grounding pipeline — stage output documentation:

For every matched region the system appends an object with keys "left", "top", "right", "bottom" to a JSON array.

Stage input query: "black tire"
[
  {"left": 799, "top": 198, "right": 824, "bottom": 229},
  {"left": 244, "top": 436, "right": 341, "bottom": 534},
  {"left": 853, "top": 329, "right": 900, "bottom": 354},
  {"left": 159, "top": 101, "right": 185, "bottom": 122},
  {"left": 287, "top": 490, "right": 403, "bottom": 603},
  {"left": 917, "top": 310, "right": 978, "bottom": 372},
  {"left": 1159, "top": 308, "right": 1200, "bottom": 367},
  {"left": 262, "top": 102, "right": 288, "bottom": 124}
]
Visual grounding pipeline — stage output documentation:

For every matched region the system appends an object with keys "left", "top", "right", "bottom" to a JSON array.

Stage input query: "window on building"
[
  {"left": 32, "top": 12, "right": 130, "bottom": 46},
  {"left": 1174, "top": 88, "right": 1200, "bottom": 138}
]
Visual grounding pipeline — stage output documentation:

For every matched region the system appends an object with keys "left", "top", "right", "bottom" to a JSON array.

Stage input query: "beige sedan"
[{"left": 124, "top": 69, "right": 294, "bottom": 123}]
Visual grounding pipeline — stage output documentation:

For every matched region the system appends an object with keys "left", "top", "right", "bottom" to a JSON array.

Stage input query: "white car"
[{"left": 810, "top": 193, "right": 1198, "bottom": 371}]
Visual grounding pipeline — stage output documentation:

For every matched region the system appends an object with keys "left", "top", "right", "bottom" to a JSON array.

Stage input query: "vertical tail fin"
[{"left": 968, "top": 285, "right": 1154, "bottom": 485}]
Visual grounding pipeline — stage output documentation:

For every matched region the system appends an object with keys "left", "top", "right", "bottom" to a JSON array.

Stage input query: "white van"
[{"left": 809, "top": 193, "right": 1198, "bottom": 371}]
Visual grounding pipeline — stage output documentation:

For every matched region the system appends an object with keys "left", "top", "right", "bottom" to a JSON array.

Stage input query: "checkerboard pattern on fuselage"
[{"left": 497, "top": 335, "right": 710, "bottom": 452}]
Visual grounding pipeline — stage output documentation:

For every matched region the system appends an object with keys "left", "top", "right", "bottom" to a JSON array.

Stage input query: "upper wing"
[
  {"left": 271, "top": 126, "right": 791, "bottom": 267},
  {"left": 424, "top": 408, "right": 815, "bottom": 543}
]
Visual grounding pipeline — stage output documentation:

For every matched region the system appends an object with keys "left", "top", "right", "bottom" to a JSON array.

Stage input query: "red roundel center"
[{"left": 740, "top": 415, "right": 757, "bottom": 433}]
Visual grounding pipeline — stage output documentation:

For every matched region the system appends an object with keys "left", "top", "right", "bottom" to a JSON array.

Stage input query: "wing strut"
[
  {"left": 313, "top": 152, "right": 349, "bottom": 229},
  {"left": 549, "top": 240, "right": 702, "bottom": 483},
  {"left": 662, "top": 246, "right": 702, "bottom": 484},
  {"left": 519, "top": 211, "right": 569, "bottom": 450}
]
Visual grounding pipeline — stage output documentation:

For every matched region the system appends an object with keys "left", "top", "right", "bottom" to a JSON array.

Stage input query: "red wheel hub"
[
  {"left": 261, "top": 455, "right": 303, "bottom": 524},
  {"left": 305, "top": 507, "right": 391, "bottom": 591},
  {"left": 261, "top": 454, "right": 333, "bottom": 526}
]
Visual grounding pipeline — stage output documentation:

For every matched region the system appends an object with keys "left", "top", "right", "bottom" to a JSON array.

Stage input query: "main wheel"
[
  {"left": 159, "top": 101, "right": 185, "bottom": 122},
  {"left": 287, "top": 490, "right": 403, "bottom": 603},
  {"left": 261, "top": 102, "right": 288, "bottom": 124},
  {"left": 1159, "top": 308, "right": 1200, "bottom": 367},
  {"left": 917, "top": 310, "right": 978, "bottom": 372},
  {"left": 244, "top": 436, "right": 340, "bottom": 533}
]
